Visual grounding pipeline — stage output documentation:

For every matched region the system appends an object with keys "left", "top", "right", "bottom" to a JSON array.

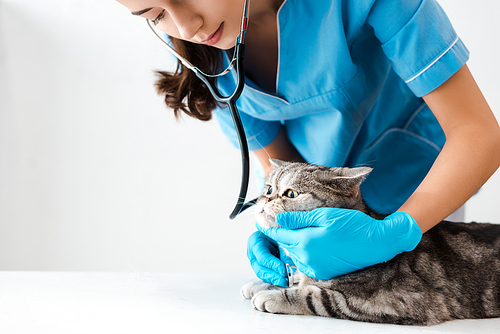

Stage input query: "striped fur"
[{"left": 242, "top": 160, "right": 500, "bottom": 326}]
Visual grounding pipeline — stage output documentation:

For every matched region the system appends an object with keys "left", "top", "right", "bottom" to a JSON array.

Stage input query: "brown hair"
[{"left": 155, "top": 37, "right": 222, "bottom": 121}]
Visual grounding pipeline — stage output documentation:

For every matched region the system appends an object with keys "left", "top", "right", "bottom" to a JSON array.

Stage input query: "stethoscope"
[{"left": 145, "top": 0, "right": 256, "bottom": 219}]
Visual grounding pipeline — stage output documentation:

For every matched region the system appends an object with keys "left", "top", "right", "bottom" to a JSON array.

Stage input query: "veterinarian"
[{"left": 117, "top": 0, "right": 500, "bottom": 286}]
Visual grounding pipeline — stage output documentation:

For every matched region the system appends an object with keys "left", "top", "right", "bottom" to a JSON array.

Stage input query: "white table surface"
[{"left": 1, "top": 272, "right": 499, "bottom": 334}]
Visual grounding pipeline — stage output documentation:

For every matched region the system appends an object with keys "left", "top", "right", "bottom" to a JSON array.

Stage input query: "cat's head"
[{"left": 255, "top": 159, "right": 372, "bottom": 228}]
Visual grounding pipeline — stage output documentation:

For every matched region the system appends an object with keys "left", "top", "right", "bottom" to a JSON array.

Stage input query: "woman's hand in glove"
[
  {"left": 246, "top": 231, "right": 293, "bottom": 287},
  {"left": 258, "top": 208, "right": 422, "bottom": 280}
]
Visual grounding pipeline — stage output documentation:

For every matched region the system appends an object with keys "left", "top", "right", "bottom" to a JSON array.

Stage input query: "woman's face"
[{"left": 116, "top": 0, "right": 246, "bottom": 50}]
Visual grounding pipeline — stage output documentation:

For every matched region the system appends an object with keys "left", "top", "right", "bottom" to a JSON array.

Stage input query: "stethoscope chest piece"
[{"left": 285, "top": 263, "right": 299, "bottom": 287}]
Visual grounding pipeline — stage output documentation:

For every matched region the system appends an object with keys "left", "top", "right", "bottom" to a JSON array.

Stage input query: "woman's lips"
[{"left": 202, "top": 22, "right": 224, "bottom": 46}]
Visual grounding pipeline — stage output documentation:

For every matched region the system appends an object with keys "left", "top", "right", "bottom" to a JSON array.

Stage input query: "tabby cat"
[{"left": 241, "top": 159, "right": 500, "bottom": 326}]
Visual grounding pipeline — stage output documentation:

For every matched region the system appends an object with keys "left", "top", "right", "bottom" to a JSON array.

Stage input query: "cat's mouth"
[
  {"left": 255, "top": 199, "right": 282, "bottom": 228},
  {"left": 257, "top": 209, "right": 280, "bottom": 229}
]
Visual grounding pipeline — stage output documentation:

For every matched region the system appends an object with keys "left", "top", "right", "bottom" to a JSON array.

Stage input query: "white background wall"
[{"left": 1, "top": 0, "right": 499, "bottom": 273}]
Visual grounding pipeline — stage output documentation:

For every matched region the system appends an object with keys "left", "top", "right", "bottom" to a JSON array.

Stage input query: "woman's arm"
[
  {"left": 398, "top": 64, "right": 500, "bottom": 232},
  {"left": 253, "top": 126, "right": 304, "bottom": 176},
  {"left": 253, "top": 64, "right": 500, "bottom": 233}
]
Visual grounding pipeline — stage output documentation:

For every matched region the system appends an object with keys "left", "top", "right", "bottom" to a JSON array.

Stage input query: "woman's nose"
[{"left": 169, "top": 7, "right": 202, "bottom": 41}]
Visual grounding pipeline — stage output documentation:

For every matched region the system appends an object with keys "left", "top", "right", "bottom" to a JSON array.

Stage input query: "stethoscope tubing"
[
  {"left": 194, "top": 43, "right": 257, "bottom": 219},
  {"left": 145, "top": 0, "right": 257, "bottom": 219}
]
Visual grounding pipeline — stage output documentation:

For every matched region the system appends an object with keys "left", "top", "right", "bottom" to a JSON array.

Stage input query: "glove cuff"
[{"left": 385, "top": 212, "right": 423, "bottom": 252}]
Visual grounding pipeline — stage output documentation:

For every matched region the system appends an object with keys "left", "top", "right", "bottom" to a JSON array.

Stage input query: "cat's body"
[{"left": 242, "top": 160, "right": 500, "bottom": 326}]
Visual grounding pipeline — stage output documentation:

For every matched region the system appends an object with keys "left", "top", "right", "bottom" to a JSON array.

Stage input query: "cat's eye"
[
  {"left": 266, "top": 186, "right": 273, "bottom": 195},
  {"left": 284, "top": 189, "right": 299, "bottom": 198}
]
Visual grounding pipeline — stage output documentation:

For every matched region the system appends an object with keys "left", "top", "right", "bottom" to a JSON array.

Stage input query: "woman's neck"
[
  {"left": 243, "top": 0, "right": 285, "bottom": 93},
  {"left": 248, "top": 0, "right": 284, "bottom": 24}
]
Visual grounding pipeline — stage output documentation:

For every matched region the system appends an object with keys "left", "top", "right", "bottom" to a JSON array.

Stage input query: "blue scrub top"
[{"left": 214, "top": 0, "right": 469, "bottom": 214}]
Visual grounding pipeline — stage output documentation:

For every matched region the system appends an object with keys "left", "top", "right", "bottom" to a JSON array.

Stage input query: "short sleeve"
[
  {"left": 214, "top": 106, "right": 281, "bottom": 151},
  {"left": 366, "top": 0, "right": 469, "bottom": 97}
]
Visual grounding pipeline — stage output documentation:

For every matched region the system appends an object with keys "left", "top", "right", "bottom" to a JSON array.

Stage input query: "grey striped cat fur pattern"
[{"left": 241, "top": 159, "right": 500, "bottom": 326}]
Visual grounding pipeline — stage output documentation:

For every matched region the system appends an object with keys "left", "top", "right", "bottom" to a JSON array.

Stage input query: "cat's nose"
[{"left": 266, "top": 197, "right": 271, "bottom": 203}]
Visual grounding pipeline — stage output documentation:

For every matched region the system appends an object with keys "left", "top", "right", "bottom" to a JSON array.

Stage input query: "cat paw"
[
  {"left": 251, "top": 290, "right": 287, "bottom": 314},
  {"left": 240, "top": 279, "right": 275, "bottom": 299}
]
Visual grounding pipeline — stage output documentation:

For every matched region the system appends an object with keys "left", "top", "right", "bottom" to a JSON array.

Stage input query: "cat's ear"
[
  {"left": 315, "top": 166, "right": 372, "bottom": 192},
  {"left": 340, "top": 167, "right": 372, "bottom": 181},
  {"left": 335, "top": 166, "right": 372, "bottom": 190},
  {"left": 269, "top": 158, "right": 288, "bottom": 169}
]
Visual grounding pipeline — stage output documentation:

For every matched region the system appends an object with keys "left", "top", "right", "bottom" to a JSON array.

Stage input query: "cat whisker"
[{"left": 354, "top": 160, "right": 376, "bottom": 168}]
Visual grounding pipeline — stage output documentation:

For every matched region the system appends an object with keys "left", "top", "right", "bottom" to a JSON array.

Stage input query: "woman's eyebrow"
[{"left": 131, "top": 8, "right": 153, "bottom": 16}]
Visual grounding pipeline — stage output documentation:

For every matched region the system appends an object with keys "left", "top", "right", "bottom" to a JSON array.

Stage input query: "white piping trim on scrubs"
[
  {"left": 364, "top": 102, "right": 442, "bottom": 153},
  {"left": 405, "top": 36, "right": 459, "bottom": 84},
  {"left": 364, "top": 128, "right": 442, "bottom": 153},
  {"left": 275, "top": 0, "right": 288, "bottom": 95},
  {"left": 244, "top": 85, "right": 291, "bottom": 105},
  {"left": 403, "top": 102, "right": 426, "bottom": 130}
]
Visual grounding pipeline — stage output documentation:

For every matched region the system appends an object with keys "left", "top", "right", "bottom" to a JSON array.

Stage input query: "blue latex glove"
[
  {"left": 257, "top": 208, "right": 422, "bottom": 280},
  {"left": 247, "top": 231, "right": 293, "bottom": 287}
]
